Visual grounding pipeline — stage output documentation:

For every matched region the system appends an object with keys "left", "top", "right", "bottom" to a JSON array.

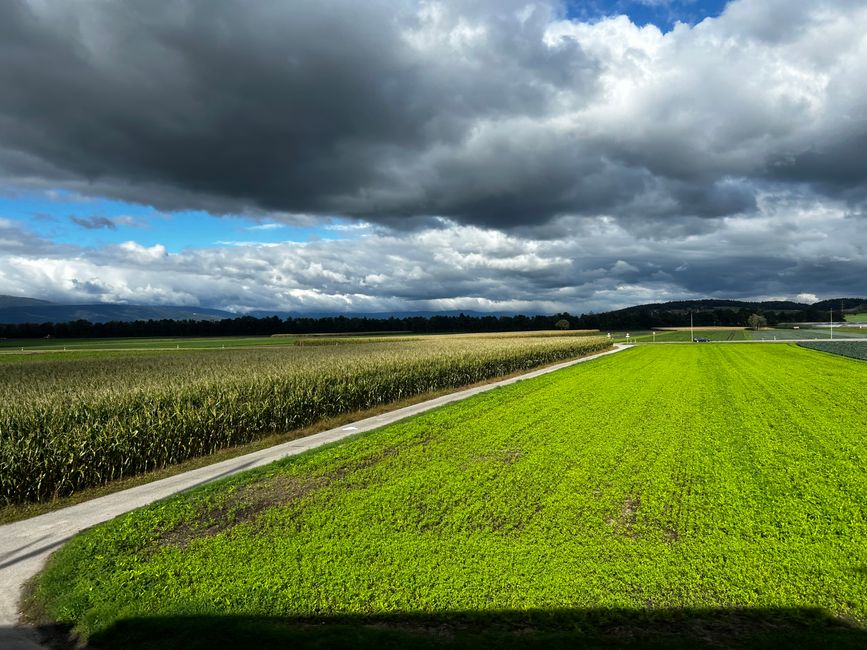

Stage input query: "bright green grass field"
[
  {"left": 33, "top": 345, "right": 867, "bottom": 648},
  {"left": 846, "top": 313, "right": 867, "bottom": 323}
]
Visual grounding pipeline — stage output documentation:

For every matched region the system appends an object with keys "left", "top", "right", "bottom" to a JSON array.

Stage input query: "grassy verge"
[{"left": 27, "top": 344, "right": 867, "bottom": 647}]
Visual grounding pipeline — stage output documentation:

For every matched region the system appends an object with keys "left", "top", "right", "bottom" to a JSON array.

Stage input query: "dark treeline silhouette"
[
  {"left": 0, "top": 313, "right": 574, "bottom": 339},
  {"left": 0, "top": 297, "right": 863, "bottom": 339}
]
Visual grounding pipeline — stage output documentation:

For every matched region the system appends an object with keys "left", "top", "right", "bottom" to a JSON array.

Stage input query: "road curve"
[{"left": 0, "top": 344, "right": 630, "bottom": 650}]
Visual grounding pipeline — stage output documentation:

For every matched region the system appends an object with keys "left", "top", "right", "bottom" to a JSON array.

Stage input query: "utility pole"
[
  {"left": 690, "top": 311, "right": 694, "bottom": 342},
  {"left": 830, "top": 308, "right": 833, "bottom": 340}
]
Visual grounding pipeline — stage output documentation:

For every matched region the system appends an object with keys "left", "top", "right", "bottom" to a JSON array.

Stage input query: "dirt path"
[{"left": 0, "top": 344, "right": 630, "bottom": 649}]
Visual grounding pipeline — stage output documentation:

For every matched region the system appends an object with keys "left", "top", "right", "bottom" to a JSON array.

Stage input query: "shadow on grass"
[{"left": 32, "top": 607, "right": 867, "bottom": 649}]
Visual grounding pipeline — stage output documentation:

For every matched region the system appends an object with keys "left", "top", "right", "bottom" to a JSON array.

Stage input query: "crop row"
[
  {"left": 798, "top": 341, "right": 867, "bottom": 361},
  {"left": 0, "top": 335, "right": 609, "bottom": 504}
]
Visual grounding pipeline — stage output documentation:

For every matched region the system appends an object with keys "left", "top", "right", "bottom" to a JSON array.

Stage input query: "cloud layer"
[
  {"left": 1, "top": 0, "right": 866, "bottom": 228},
  {"left": 1, "top": 0, "right": 865, "bottom": 311},
  {"left": 1, "top": 190, "right": 864, "bottom": 313}
]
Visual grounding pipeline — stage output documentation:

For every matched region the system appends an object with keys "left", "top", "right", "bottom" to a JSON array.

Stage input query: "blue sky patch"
[
  {"left": 566, "top": 0, "right": 729, "bottom": 31},
  {"left": 1, "top": 190, "right": 352, "bottom": 253}
]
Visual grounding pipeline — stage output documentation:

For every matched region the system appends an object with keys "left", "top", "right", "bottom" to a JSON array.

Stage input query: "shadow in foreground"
[{"left": 32, "top": 607, "right": 867, "bottom": 650}]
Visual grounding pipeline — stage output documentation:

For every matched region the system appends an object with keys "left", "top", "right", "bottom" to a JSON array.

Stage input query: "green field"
[
  {"left": 749, "top": 328, "right": 866, "bottom": 341},
  {"left": 846, "top": 313, "right": 867, "bottom": 323},
  {"left": 610, "top": 328, "right": 866, "bottom": 343},
  {"left": 30, "top": 344, "right": 867, "bottom": 648},
  {"left": 0, "top": 331, "right": 601, "bottom": 359},
  {"left": 606, "top": 330, "right": 654, "bottom": 343},
  {"left": 836, "top": 327, "right": 867, "bottom": 335},
  {"left": 0, "top": 334, "right": 609, "bottom": 504}
]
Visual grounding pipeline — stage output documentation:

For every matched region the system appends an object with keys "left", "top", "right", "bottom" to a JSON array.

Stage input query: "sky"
[{"left": 0, "top": 0, "right": 865, "bottom": 314}]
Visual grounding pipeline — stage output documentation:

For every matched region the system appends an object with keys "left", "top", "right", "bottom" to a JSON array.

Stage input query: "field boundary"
[{"left": 0, "top": 344, "right": 630, "bottom": 650}]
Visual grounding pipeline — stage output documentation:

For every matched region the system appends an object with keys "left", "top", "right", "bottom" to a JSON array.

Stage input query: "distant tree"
[
  {"left": 554, "top": 318, "right": 570, "bottom": 330},
  {"left": 748, "top": 313, "right": 767, "bottom": 330}
]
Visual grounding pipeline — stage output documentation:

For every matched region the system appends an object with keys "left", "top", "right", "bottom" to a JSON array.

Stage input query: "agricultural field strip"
[
  {"left": 0, "top": 331, "right": 599, "bottom": 354},
  {"left": 24, "top": 344, "right": 867, "bottom": 647},
  {"left": 0, "top": 344, "right": 630, "bottom": 647},
  {"left": 648, "top": 333, "right": 867, "bottom": 344},
  {"left": 798, "top": 341, "right": 867, "bottom": 361},
  {"left": 1, "top": 335, "right": 611, "bottom": 503},
  {"left": 609, "top": 329, "right": 867, "bottom": 344}
]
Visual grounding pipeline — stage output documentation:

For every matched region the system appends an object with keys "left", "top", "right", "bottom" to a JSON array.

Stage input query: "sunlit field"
[
  {"left": 0, "top": 333, "right": 609, "bottom": 504},
  {"left": 31, "top": 344, "right": 867, "bottom": 648}
]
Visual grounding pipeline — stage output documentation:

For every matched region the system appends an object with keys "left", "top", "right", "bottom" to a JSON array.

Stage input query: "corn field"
[{"left": 0, "top": 335, "right": 609, "bottom": 503}]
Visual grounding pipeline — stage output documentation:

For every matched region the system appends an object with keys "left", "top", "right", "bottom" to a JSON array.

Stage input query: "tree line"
[
  {"left": 0, "top": 304, "right": 845, "bottom": 339},
  {"left": 0, "top": 313, "right": 575, "bottom": 339}
]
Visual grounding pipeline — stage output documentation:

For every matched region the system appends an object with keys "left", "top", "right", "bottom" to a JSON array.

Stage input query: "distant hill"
[
  {"left": 0, "top": 298, "right": 234, "bottom": 324},
  {"left": 1, "top": 294, "right": 865, "bottom": 328},
  {"left": 0, "top": 295, "right": 54, "bottom": 308},
  {"left": 812, "top": 298, "right": 866, "bottom": 312},
  {"left": 247, "top": 309, "right": 517, "bottom": 319},
  {"left": 0, "top": 298, "right": 521, "bottom": 325},
  {"left": 577, "top": 297, "right": 867, "bottom": 330}
]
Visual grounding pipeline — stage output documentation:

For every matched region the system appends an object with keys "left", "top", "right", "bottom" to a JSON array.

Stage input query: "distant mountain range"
[
  {"left": 246, "top": 309, "right": 516, "bottom": 320},
  {"left": 0, "top": 295, "right": 864, "bottom": 325},
  {"left": 0, "top": 295, "right": 520, "bottom": 324},
  {"left": 0, "top": 296, "right": 234, "bottom": 324}
]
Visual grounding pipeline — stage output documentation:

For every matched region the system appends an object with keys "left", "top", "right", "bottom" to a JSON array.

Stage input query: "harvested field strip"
[
  {"left": 835, "top": 327, "right": 867, "bottom": 335},
  {"left": 32, "top": 344, "right": 867, "bottom": 647},
  {"left": 651, "top": 329, "right": 751, "bottom": 342},
  {"left": 0, "top": 335, "right": 609, "bottom": 503},
  {"left": 750, "top": 328, "right": 865, "bottom": 340}
]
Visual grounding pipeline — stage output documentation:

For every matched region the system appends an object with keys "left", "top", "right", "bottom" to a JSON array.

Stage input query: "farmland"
[
  {"left": 749, "top": 328, "right": 866, "bottom": 341},
  {"left": 0, "top": 334, "right": 609, "bottom": 504},
  {"left": 649, "top": 329, "right": 751, "bottom": 342},
  {"left": 607, "top": 328, "right": 867, "bottom": 343},
  {"left": 799, "top": 341, "right": 867, "bottom": 361},
  {"left": 0, "top": 335, "right": 308, "bottom": 351},
  {"left": 30, "top": 344, "right": 867, "bottom": 648},
  {"left": 0, "top": 330, "right": 599, "bottom": 352},
  {"left": 846, "top": 313, "right": 867, "bottom": 323},
  {"left": 836, "top": 326, "right": 867, "bottom": 335}
]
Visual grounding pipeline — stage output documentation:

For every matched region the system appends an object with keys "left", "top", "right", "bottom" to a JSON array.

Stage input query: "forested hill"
[
  {"left": 0, "top": 296, "right": 863, "bottom": 339},
  {"left": 575, "top": 298, "right": 867, "bottom": 331},
  {"left": 0, "top": 296, "right": 234, "bottom": 324}
]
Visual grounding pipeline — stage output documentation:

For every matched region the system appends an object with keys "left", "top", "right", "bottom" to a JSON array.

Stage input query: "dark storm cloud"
[
  {"left": 769, "top": 131, "right": 867, "bottom": 202},
  {"left": 2, "top": 0, "right": 865, "bottom": 229},
  {"left": 0, "top": 0, "right": 598, "bottom": 226}
]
